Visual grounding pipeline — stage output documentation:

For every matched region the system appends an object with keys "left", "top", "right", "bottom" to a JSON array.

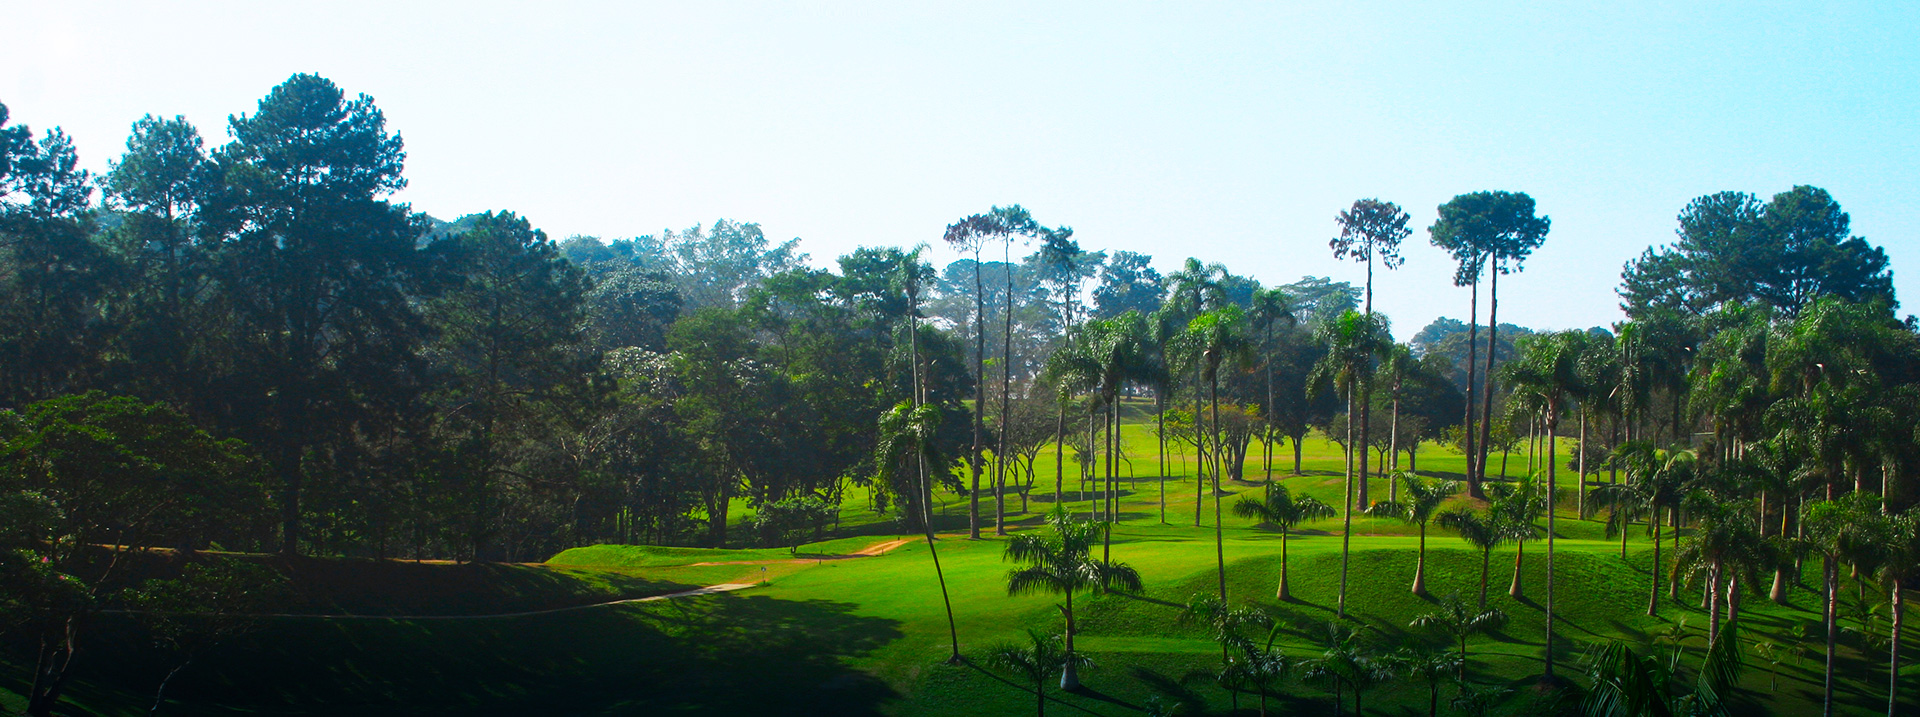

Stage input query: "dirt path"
[{"left": 688, "top": 537, "right": 915, "bottom": 566}]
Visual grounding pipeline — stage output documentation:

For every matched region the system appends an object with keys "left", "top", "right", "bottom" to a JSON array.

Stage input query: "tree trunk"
[
  {"left": 1413, "top": 522, "right": 1427, "bottom": 595},
  {"left": 1278, "top": 530, "right": 1291, "bottom": 600},
  {"left": 1062, "top": 589, "right": 1080, "bottom": 691},
  {"left": 1545, "top": 405, "right": 1558, "bottom": 677},
  {"left": 1339, "top": 386, "right": 1355, "bottom": 618},
  {"left": 1464, "top": 273, "right": 1481, "bottom": 497},
  {"left": 1212, "top": 375, "right": 1227, "bottom": 601},
  {"left": 1478, "top": 268, "right": 1499, "bottom": 494},
  {"left": 1649, "top": 509, "right": 1662, "bottom": 616},
  {"left": 1510, "top": 539, "right": 1525, "bottom": 598},
  {"left": 1825, "top": 556, "right": 1838, "bottom": 717},
  {"left": 1479, "top": 548, "right": 1492, "bottom": 610},
  {"left": 1891, "top": 578, "right": 1904, "bottom": 717}
]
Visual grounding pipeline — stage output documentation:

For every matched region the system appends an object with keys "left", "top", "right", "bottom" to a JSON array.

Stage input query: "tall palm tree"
[
  {"left": 1366, "top": 473, "right": 1459, "bottom": 594},
  {"left": 988, "top": 629, "right": 1088, "bottom": 717},
  {"left": 1309, "top": 309, "right": 1392, "bottom": 618},
  {"left": 1248, "top": 288, "right": 1295, "bottom": 482},
  {"left": 1004, "top": 506, "right": 1145, "bottom": 691},
  {"left": 1673, "top": 490, "right": 1763, "bottom": 644},
  {"left": 1186, "top": 305, "right": 1253, "bottom": 600},
  {"left": 1233, "top": 483, "right": 1335, "bottom": 599},
  {"left": 1803, "top": 492, "right": 1884, "bottom": 716},
  {"left": 1409, "top": 593, "right": 1509, "bottom": 681},
  {"left": 1165, "top": 259, "right": 1227, "bottom": 528},
  {"left": 1437, "top": 507, "right": 1507, "bottom": 609},
  {"left": 1877, "top": 507, "right": 1920, "bottom": 717},
  {"left": 1377, "top": 343, "right": 1418, "bottom": 486},
  {"left": 876, "top": 401, "right": 961, "bottom": 663}
]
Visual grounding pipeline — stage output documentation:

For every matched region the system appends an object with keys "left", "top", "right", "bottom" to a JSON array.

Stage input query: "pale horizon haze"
[{"left": 6, "top": 1, "right": 1917, "bottom": 339}]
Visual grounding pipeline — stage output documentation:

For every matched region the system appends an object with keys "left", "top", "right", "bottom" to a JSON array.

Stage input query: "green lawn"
[{"left": 6, "top": 411, "right": 1909, "bottom": 715}]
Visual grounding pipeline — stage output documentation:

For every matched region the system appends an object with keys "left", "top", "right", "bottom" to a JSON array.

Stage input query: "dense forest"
[{"left": 3, "top": 74, "right": 1913, "bottom": 716}]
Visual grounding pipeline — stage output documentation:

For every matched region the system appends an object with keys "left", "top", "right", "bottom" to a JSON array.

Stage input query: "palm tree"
[
  {"left": 1249, "top": 288, "right": 1296, "bottom": 482},
  {"left": 1309, "top": 309, "right": 1392, "bottom": 618},
  {"left": 1803, "top": 492, "right": 1884, "bottom": 716},
  {"left": 1503, "top": 329, "right": 1589, "bottom": 677},
  {"left": 1437, "top": 508, "right": 1507, "bottom": 609},
  {"left": 1377, "top": 343, "right": 1418, "bottom": 484},
  {"left": 1877, "top": 507, "right": 1920, "bottom": 717},
  {"left": 1394, "top": 647, "right": 1463, "bottom": 717},
  {"left": 1165, "top": 259, "right": 1227, "bottom": 528},
  {"left": 1186, "top": 305, "right": 1253, "bottom": 600},
  {"left": 1004, "top": 506, "right": 1145, "bottom": 691},
  {"left": 876, "top": 401, "right": 961, "bottom": 663},
  {"left": 1366, "top": 472, "right": 1459, "bottom": 594},
  {"left": 1410, "top": 594, "right": 1509, "bottom": 683},
  {"left": 1672, "top": 491, "right": 1763, "bottom": 644},
  {"left": 1182, "top": 592, "right": 1273, "bottom": 709},
  {"left": 1302, "top": 622, "right": 1395, "bottom": 717},
  {"left": 1234, "top": 483, "right": 1336, "bottom": 600},
  {"left": 1488, "top": 476, "right": 1545, "bottom": 599},
  {"left": 1582, "top": 618, "right": 1745, "bottom": 717},
  {"left": 988, "top": 629, "right": 1088, "bottom": 717}
]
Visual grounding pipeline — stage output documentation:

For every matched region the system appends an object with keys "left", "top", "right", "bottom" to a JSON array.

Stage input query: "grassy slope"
[{"left": 8, "top": 409, "right": 1913, "bottom": 715}]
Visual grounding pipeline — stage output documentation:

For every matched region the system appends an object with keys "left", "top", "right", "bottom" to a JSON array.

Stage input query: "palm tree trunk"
[
  {"left": 1510, "top": 539, "right": 1525, "bottom": 598},
  {"left": 1212, "top": 374, "right": 1227, "bottom": 601},
  {"left": 1036, "top": 678, "right": 1046, "bottom": 717},
  {"left": 971, "top": 260, "right": 985, "bottom": 540},
  {"left": 1158, "top": 393, "right": 1167, "bottom": 524},
  {"left": 1649, "top": 509, "right": 1662, "bottom": 616},
  {"left": 1707, "top": 560, "right": 1722, "bottom": 644},
  {"left": 1480, "top": 547, "right": 1492, "bottom": 609},
  {"left": 1545, "top": 407, "right": 1558, "bottom": 677},
  {"left": 1413, "top": 521, "right": 1427, "bottom": 595},
  {"left": 1195, "top": 362, "right": 1205, "bottom": 527},
  {"left": 1339, "top": 385, "right": 1355, "bottom": 618},
  {"left": 1062, "top": 589, "right": 1080, "bottom": 691},
  {"left": 1278, "top": 529, "right": 1291, "bottom": 600},
  {"left": 1891, "top": 577, "right": 1904, "bottom": 717},
  {"left": 1577, "top": 407, "right": 1587, "bottom": 519},
  {"left": 1825, "top": 556, "right": 1838, "bottom": 717}
]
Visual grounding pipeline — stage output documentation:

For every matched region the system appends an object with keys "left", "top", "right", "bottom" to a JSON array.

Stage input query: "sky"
[{"left": 5, "top": 1, "right": 1917, "bottom": 340}]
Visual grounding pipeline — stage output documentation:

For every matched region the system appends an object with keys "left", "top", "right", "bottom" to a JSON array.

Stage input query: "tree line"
[{"left": 2, "top": 72, "right": 1913, "bottom": 715}]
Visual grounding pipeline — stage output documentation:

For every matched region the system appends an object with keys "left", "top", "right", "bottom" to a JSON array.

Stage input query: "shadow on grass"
[{"left": 61, "top": 594, "right": 903, "bottom": 716}]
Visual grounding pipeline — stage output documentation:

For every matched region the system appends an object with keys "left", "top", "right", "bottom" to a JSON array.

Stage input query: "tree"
[
  {"left": 1489, "top": 476, "right": 1546, "bottom": 600},
  {"left": 1330, "top": 198, "right": 1411, "bottom": 315},
  {"left": 1302, "top": 622, "right": 1395, "bottom": 717},
  {"left": 1233, "top": 483, "right": 1335, "bottom": 600},
  {"left": 945, "top": 205, "right": 1054, "bottom": 539},
  {"left": 1091, "top": 250, "right": 1161, "bottom": 319},
  {"left": 197, "top": 73, "right": 424, "bottom": 556},
  {"left": 1501, "top": 329, "right": 1590, "bottom": 676},
  {"left": 424, "top": 211, "right": 592, "bottom": 558},
  {"left": 1332, "top": 198, "right": 1409, "bottom": 523},
  {"left": 1878, "top": 507, "right": 1920, "bottom": 717},
  {"left": 125, "top": 558, "right": 288, "bottom": 715},
  {"left": 1437, "top": 507, "right": 1507, "bottom": 609},
  {"left": 1621, "top": 187, "right": 1894, "bottom": 318},
  {"left": 1430, "top": 191, "right": 1551, "bottom": 496},
  {"left": 1582, "top": 618, "right": 1745, "bottom": 717},
  {"left": 1366, "top": 473, "right": 1459, "bottom": 595},
  {"left": 1803, "top": 492, "right": 1884, "bottom": 717},
  {"left": 1308, "top": 309, "right": 1392, "bottom": 618},
  {"left": 1409, "top": 594, "right": 1508, "bottom": 682},
  {"left": 1004, "top": 507, "right": 1144, "bottom": 690},
  {"left": 1395, "top": 646, "right": 1463, "bottom": 717},
  {"left": 1186, "top": 305, "right": 1253, "bottom": 600},
  {"left": 0, "top": 393, "right": 266, "bottom": 717},
  {"left": 1249, "top": 288, "right": 1296, "bottom": 482},
  {"left": 987, "top": 629, "right": 1087, "bottom": 717}
]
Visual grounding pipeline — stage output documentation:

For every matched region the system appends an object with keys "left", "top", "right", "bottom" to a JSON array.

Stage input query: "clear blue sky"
[{"left": 6, "top": 1, "right": 1916, "bottom": 339}]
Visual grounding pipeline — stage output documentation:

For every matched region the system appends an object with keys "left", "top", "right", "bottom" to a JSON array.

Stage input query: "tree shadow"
[{"left": 116, "top": 594, "right": 904, "bottom": 716}]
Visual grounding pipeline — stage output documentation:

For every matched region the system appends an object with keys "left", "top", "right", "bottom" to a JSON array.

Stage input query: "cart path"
[{"left": 687, "top": 537, "right": 916, "bottom": 566}]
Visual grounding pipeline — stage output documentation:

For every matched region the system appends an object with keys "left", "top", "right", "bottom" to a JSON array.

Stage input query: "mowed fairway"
[{"left": 21, "top": 414, "right": 1915, "bottom": 716}]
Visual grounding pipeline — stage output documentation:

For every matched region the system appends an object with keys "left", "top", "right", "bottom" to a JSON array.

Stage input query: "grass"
[{"left": 6, "top": 406, "right": 1912, "bottom": 715}]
